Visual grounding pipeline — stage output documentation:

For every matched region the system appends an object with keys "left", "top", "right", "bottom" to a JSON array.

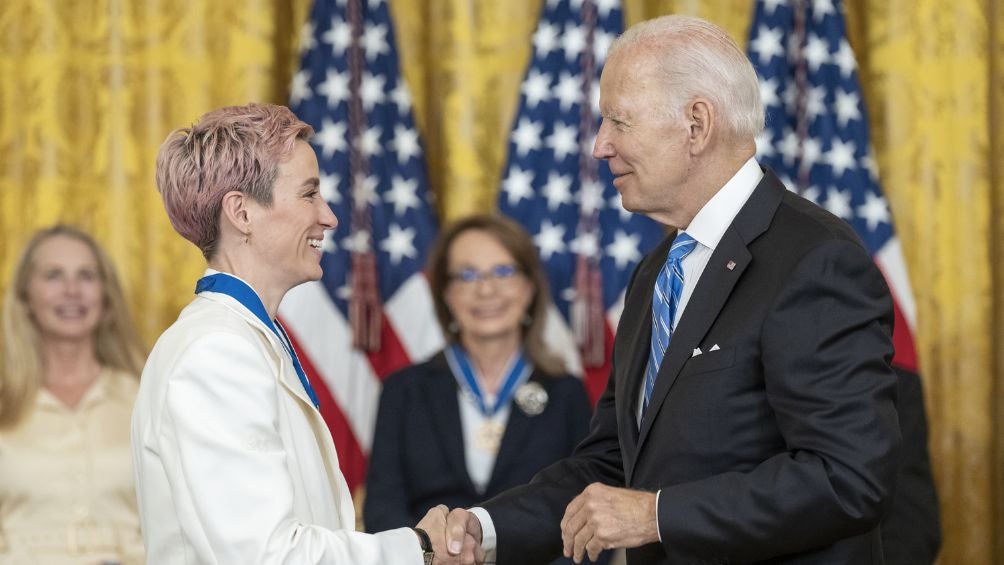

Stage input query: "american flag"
[
  {"left": 747, "top": 0, "right": 918, "bottom": 371},
  {"left": 497, "top": 0, "right": 665, "bottom": 403},
  {"left": 279, "top": 0, "right": 443, "bottom": 492}
]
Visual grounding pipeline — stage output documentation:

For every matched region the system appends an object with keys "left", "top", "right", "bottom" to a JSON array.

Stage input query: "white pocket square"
[
  {"left": 709, "top": 343, "right": 721, "bottom": 352},
  {"left": 692, "top": 348, "right": 703, "bottom": 357}
]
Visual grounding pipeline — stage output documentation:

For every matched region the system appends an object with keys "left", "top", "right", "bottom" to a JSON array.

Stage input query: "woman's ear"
[{"left": 220, "top": 190, "right": 251, "bottom": 237}]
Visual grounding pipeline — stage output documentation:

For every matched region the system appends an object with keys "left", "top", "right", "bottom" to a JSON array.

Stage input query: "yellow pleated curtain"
[{"left": 0, "top": 1, "right": 1000, "bottom": 563}]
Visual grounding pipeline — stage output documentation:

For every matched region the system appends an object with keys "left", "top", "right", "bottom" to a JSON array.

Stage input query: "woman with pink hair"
[{"left": 132, "top": 103, "right": 462, "bottom": 565}]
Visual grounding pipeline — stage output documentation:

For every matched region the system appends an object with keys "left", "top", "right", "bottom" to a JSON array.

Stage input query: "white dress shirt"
[{"left": 635, "top": 157, "right": 764, "bottom": 425}]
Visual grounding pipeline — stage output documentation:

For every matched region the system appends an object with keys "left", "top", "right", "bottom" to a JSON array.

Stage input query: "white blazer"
[{"left": 131, "top": 279, "right": 421, "bottom": 564}]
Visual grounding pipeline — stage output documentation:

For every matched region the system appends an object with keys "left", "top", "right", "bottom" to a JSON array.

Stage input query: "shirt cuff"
[
  {"left": 655, "top": 489, "right": 662, "bottom": 542},
  {"left": 468, "top": 506, "right": 497, "bottom": 552}
]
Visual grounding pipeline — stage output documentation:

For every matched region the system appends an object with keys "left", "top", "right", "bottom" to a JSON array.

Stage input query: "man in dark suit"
[{"left": 429, "top": 14, "right": 901, "bottom": 565}]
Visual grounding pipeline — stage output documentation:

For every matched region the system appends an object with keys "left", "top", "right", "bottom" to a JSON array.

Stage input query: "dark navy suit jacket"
[{"left": 481, "top": 170, "right": 902, "bottom": 564}]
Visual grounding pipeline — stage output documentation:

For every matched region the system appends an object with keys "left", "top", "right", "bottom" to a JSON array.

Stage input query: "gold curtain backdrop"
[{"left": 0, "top": 0, "right": 999, "bottom": 563}]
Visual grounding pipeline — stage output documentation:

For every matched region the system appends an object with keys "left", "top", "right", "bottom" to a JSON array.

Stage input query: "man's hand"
[
  {"left": 560, "top": 483, "right": 659, "bottom": 563},
  {"left": 417, "top": 505, "right": 484, "bottom": 565}
]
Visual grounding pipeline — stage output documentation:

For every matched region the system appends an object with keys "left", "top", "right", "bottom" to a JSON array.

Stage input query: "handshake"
[
  {"left": 415, "top": 506, "right": 485, "bottom": 565},
  {"left": 412, "top": 483, "right": 660, "bottom": 565}
]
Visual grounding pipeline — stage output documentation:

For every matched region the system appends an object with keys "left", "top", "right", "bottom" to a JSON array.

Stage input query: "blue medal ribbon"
[
  {"left": 195, "top": 272, "right": 320, "bottom": 410},
  {"left": 444, "top": 343, "right": 533, "bottom": 417}
]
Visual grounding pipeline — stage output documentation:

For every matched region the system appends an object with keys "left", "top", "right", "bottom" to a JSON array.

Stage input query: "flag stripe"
[
  {"left": 384, "top": 274, "right": 445, "bottom": 361},
  {"left": 875, "top": 238, "right": 917, "bottom": 330}
]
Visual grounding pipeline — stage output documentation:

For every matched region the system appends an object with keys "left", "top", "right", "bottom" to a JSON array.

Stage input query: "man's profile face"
[{"left": 593, "top": 46, "right": 693, "bottom": 226}]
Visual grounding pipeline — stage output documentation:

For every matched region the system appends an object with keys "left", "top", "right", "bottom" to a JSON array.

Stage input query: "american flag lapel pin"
[{"left": 726, "top": 260, "right": 736, "bottom": 271}]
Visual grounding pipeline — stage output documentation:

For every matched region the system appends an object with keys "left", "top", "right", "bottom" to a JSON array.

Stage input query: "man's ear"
[
  {"left": 220, "top": 190, "right": 251, "bottom": 236},
  {"left": 686, "top": 98, "right": 715, "bottom": 155}
]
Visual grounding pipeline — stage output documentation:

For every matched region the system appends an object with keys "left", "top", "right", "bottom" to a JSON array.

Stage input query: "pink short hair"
[{"left": 155, "top": 103, "right": 313, "bottom": 259}]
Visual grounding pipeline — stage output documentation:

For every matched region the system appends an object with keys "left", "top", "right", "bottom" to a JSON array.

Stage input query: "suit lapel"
[
  {"left": 617, "top": 237, "right": 670, "bottom": 483},
  {"left": 634, "top": 171, "right": 785, "bottom": 456},
  {"left": 423, "top": 356, "right": 478, "bottom": 494}
]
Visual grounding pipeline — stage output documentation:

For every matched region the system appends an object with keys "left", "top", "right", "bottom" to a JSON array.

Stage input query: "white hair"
[{"left": 607, "top": 15, "right": 765, "bottom": 140}]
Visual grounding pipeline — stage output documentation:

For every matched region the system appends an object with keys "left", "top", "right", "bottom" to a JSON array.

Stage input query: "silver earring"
[
  {"left": 521, "top": 314, "right": 532, "bottom": 326},
  {"left": 447, "top": 321, "right": 459, "bottom": 333}
]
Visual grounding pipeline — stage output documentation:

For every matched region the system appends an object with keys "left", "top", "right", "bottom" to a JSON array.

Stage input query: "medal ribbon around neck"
[
  {"left": 195, "top": 273, "right": 321, "bottom": 410},
  {"left": 445, "top": 343, "right": 533, "bottom": 417}
]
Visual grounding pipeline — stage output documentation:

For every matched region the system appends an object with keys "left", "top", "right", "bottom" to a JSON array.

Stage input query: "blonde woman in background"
[{"left": 0, "top": 225, "right": 145, "bottom": 565}]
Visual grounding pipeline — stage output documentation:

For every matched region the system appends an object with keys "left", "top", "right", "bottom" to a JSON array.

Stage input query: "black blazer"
[
  {"left": 363, "top": 352, "right": 593, "bottom": 530},
  {"left": 482, "top": 170, "right": 901, "bottom": 564},
  {"left": 881, "top": 367, "right": 941, "bottom": 564}
]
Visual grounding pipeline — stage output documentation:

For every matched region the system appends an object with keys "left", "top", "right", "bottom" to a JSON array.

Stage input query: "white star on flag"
[
  {"left": 318, "top": 70, "right": 350, "bottom": 108},
  {"left": 314, "top": 119, "right": 347, "bottom": 158},
  {"left": 542, "top": 172, "right": 574, "bottom": 210},
  {"left": 503, "top": 166, "right": 535, "bottom": 206},
  {"left": 554, "top": 72, "right": 583, "bottom": 111},
  {"left": 379, "top": 224, "right": 417, "bottom": 264},
  {"left": 857, "top": 192, "right": 890, "bottom": 231},
  {"left": 605, "top": 230, "right": 642, "bottom": 269},
  {"left": 522, "top": 70, "right": 553, "bottom": 108},
  {"left": 290, "top": 70, "right": 312, "bottom": 105},
  {"left": 319, "top": 172, "right": 341, "bottom": 204},
  {"left": 535, "top": 220, "right": 567, "bottom": 260},
  {"left": 834, "top": 89, "right": 862, "bottom": 127},
  {"left": 390, "top": 83, "right": 411, "bottom": 114},
  {"left": 561, "top": 24, "right": 585, "bottom": 62},
  {"left": 511, "top": 118, "right": 544, "bottom": 156},
  {"left": 384, "top": 176, "right": 420, "bottom": 216},
  {"left": 362, "top": 24, "right": 390, "bottom": 61},
  {"left": 391, "top": 125, "right": 420, "bottom": 164},
  {"left": 824, "top": 187, "right": 853, "bottom": 219},
  {"left": 359, "top": 72, "right": 386, "bottom": 111},
  {"left": 547, "top": 122, "right": 580, "bottom": 161},
  {"left": 323, "top": 18, "right": 352, "bottom": 55}
]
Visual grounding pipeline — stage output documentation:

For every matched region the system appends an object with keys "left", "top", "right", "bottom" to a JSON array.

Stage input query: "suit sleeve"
[
  {"left": 880, "top": 367, "right": 941, "bottom": 564},
  {"left": 158, "top": 332, "right": 421, "bottom": 565},
  {"left": 363, "top": 373, "right": 418, "bottom": 532},
  {"left": 655, "top": 239, "right": 901, "bottom": 562},
  {"left": 561, "top": 376, "right": 595, "bottom": 454}
]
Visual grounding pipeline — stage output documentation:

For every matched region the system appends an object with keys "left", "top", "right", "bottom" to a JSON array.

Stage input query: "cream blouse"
[{"left": 0, "top": 368, "right": 144, "bottom": 565}]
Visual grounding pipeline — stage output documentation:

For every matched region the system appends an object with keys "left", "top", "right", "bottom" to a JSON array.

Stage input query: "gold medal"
[{"left": 475, "top": 420, "right": 505, "bottom": 454}]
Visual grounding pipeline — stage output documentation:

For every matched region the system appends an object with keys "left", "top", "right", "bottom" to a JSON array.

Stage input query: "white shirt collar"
[{"left": 683, "top": 157, "right": 764, "bottom": 251}]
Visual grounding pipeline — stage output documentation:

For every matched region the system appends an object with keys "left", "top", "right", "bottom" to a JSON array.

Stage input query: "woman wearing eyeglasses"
[{"left": 364, "top": 214, "right": 602, "bottom": 564}]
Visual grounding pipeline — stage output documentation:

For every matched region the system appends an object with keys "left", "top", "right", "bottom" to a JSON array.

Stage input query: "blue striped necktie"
[{"left": 643, "top": 232, "right": 697, "bottom": 413}]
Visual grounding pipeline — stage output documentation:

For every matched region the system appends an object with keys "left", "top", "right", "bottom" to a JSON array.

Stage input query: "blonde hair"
[{"left": 0, "top": 225, "right": 145, "bottom": 428}]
